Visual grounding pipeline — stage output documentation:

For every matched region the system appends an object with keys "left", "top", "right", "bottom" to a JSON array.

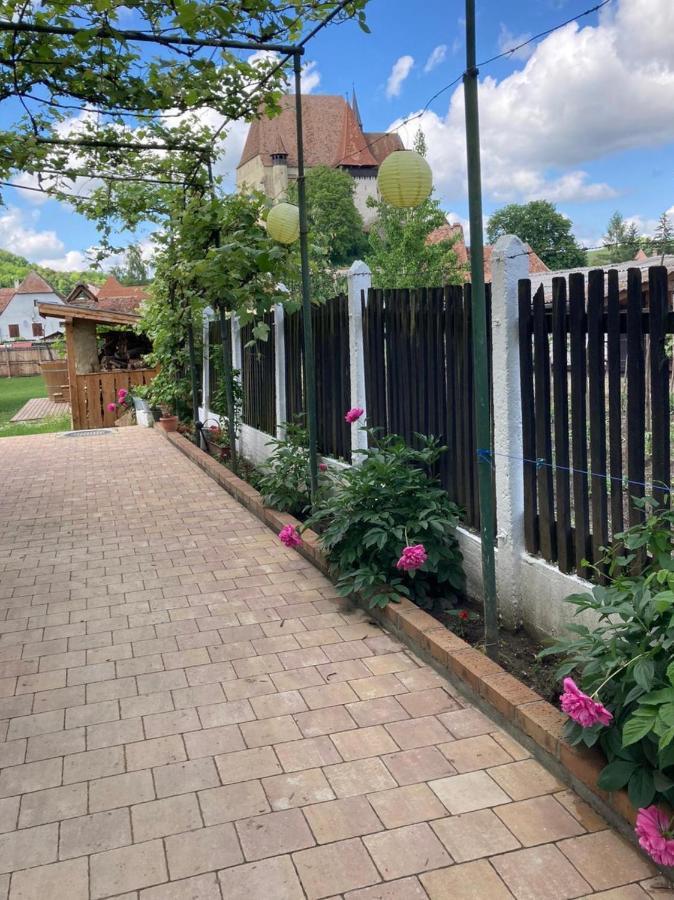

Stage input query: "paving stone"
[
  {"left": 221, "top": 855, "right": 304, "bottom": 900},
  {"left": 87, "top": 716, "right": 144, "bottom": 749},
  {"left": 303, "top": 796, "right": 383, "bottom": 844},
  {"left": 488, "top": 759, "right": 564, "bottom": 800},
  {"left": 325, "top": 758, "right": 397, "bottom": 798},
  {"left": 421, "top": 860, "right": 513, "bottom": 899},
  {"left": 429, "top": 771, "right": 511, "bottom": 814},
  {"left": 63, "top": 745, "right": 124, "bottom": 783},
  {"left": 132, "top": 792, "right": 201, "bottom": 841},
  {"left": 216, "top": 746, "right": 282, "bottom": 784},
  {"left": 153, "top": 757, "right": 220, "bottom": 798},
  {"left": 250, "top": 690, "right": 308, "bottom": 719},
  {"left": 165, "top": 823, "right": 243, "bottom": 879},
  {"left": 89, "top": 769, "right": 155, "bottom": 812},
  {"left": 331, "top": 725, "right": 398, "bottom": 761},
  {"left": 262, "top": 768, "right": 334, "bottom": 810},
  {"left": 275, "top": 735, "right": 342, "bottom": 772},
  {"left": 346, "top": 696, "right": 409, "bottom": 728},
  {"left": 141, "top": 872, "right": 222, "bottom": 900},
  {"left": 126, "top": 734, "right": 186, "bottom": 770},
  {"left": 558, "top": 830, "right": 655, "bottom": 890},
  {"left": 184, "top": 723, "right": 245, "bottom": 758},
  {"left": 59, "top": 807, "right": 131, "bottom": 857},
  {"left": 364, "top": 823, "right": 450, "bottom": 881},
  {"left": 0, "top": 799, "right": 18, "bottom": 835},
  {"left": 367, "top": 783, "right": 447, "bottom": 828},
  {"left": 438, "top": 733, "right": 513, "bottom": 772},
  {"left": 240, "top": 715, "right": 302, "bottom": 748},
  {"left": 0, "top": 822, "right": 57, "bottom": 873},
  {"left": 437, "top": 707, "right": 494, "bottom": 738},
  {"left": 491, "top": 844, "right": 593, "bottom": 900},
  {"left": 236, "top": 808, "right": 315, "bottom": 861},
  {"left": 25, "top": 727, "right": 85, "bottom": 762},
  {"left": 495, "top": 794, "right": 586, "bottom": 846},
  {"left": 0, "top": 757, "right": 61, "bottom": 799},
  {"left": 294, "top": 705, "right": 358, "bottom": 737},
  {"left": 18, "top": 783, "right": 87, "bottom": 828},
  {"left": 90, "top": 839, "right": 168, "bottom": 899},
  {"left": 293, "top": 837, "right": 381, "bottom": 898},
  {"left": 431, "top": 808, "right": 521, "bottom": 861},
  {"left": 9, "top": 856, "right": 89, "bottom": 900},
  {"left": 199, "top": 780, "right": 270, "bottom": 825}
]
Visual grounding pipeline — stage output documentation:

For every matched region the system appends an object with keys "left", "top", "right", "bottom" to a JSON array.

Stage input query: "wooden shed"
[{"left": 37, "top": 301, "right": 157, "bottom": 430}]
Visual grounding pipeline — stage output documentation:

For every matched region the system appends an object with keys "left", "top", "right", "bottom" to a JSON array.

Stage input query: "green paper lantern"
[
  {"left": 266, "top": 202, "right": 300, "bottom": 244},
  {"left": 377, "top": 150, "right": 433, "bottom": 208}
]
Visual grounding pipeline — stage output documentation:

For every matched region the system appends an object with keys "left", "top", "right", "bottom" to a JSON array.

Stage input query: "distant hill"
[{"left": 0, "top": 249, "right": 106, "bottom": 297}]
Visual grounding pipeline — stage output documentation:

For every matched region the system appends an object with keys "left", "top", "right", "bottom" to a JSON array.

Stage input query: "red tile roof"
[
  {"left": 15, "top": 271, "right": 55, "bottom": 294},
  {"left": 0, "top": 288, "right": 14, "bottom": 316},
  {"left": 239, "top": 95, "right": 403, "bottom": 171},
  {"left": 425, "top": 223, "right": 550, "bottom": 281},
  {"left": 95, "top": 276, "right": 149, "bottom": 313}
]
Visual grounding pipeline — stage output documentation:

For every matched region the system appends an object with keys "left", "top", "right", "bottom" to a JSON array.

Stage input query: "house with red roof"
[
  {"left": 426, "top": 222, "right": 550, "bottom": 282},
  {"left": 0, "top": 272, "right": 63, "bottom": 341},
  {"left": 237, "top": 92, "right": 404, "bottom": 228},
  {"left": 65, "top": 276, "right": 150, "bottom": 314}
]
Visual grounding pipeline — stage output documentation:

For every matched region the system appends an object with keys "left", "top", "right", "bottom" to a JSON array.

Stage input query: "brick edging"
[{"left": 162, "top": 429, "right": 636, "bottom": 832}]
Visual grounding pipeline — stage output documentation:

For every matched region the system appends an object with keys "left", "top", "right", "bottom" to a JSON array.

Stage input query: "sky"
[{"left": 2, "top": 0, "right": 674, "bottom": 271}]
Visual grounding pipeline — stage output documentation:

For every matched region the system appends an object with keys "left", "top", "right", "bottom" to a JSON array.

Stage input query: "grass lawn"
[{"left": 0, "top": 375, "right": 71, "bottom": 438}]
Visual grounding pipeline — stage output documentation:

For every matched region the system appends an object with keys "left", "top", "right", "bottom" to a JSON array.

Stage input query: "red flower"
[{"left": 458, "top": 610, "right": 469, "bottom": 621}]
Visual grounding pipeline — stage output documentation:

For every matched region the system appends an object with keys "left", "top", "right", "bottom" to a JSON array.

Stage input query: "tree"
[
  {"left": 654, "top": 212, "right": 673, "bottom": 261},
  {"left": 288, "top": 166, "right": 368, "bottom": 266},
  {"left": 0, "top": 248, "right": 105, "bottom": 295},
  {"left": 111, "top": 244, "right": 150, "bottom": 285},
  {"left": 601, "top": 212, "right": 641, "bottom": 263},
  {"left": 486, "top": 200, "right": 586, "bottom": 269},
  {"left": 365, "top": 131, "right": 464, "bottom": 289}
]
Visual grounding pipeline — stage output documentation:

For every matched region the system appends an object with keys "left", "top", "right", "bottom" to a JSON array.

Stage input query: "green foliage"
[
  {"left": 602, "top": 212, "right": 641, "bottom": 264},
  {"left": 654, "top": 212, "right": 673, "bottom": 259},
  {"left": 110, "top": 244, "right": 149, "bottom": 285},
  {"left": 306, "top": 431, "right": 464, "bottom": 609},
  {"left": 288, "top": 166, "right": 368, "bottom": 266},
  {"left": 366, "top": 131, "right": 464, "bottom": 289},
  {"left": 257, "top": 423, "right": 312, "bottom": 519},
  {"left": 486, "top": 200, "right": 586, "bottom": 269},
  {"left": 542, "top": 499, "right": 674, "bottom": 809},
  {"left": 0, "top": 249, "right": 105, "bottom": 296}
]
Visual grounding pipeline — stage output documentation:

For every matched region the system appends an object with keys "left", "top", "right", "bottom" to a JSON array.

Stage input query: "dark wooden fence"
[
  {"left": 519, "top": 265, "right": 671, "bottom": 574},
  {"left": 362, "top": 284, "right": 490, "bottom": 531},
  {"left": 284, "top": 296, "right": 352, "bottom": 462},
  {"left": 240, "top": 313, "right": 276, "bottom": 434}
]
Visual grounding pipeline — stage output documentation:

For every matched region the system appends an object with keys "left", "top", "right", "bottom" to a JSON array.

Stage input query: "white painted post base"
[{"left": 347, "top": 260, "right": 371, "bottom": 461}]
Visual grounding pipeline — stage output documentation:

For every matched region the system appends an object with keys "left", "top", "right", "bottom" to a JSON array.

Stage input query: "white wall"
[{"left": 0, "top": 292, "right": 63, "bottom": 341}]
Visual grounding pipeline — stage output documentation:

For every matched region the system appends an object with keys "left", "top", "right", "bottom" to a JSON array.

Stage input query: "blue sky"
[{"left": 2, "top": 0, "right": 674, "bottom": 270}]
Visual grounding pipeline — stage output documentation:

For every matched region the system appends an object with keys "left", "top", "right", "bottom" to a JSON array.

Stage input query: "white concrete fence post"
[
  {"left": 273, "top": 303, "right": 287, "bottom": 438},
  {"left": 490, "top": 234, "right": 530, "bottom": 628},
  {"left": 347, "top": 260, "right": 371, "bottom": 461},
  {"left": 201, "top": 308, "right": 212, "bottom": 416}
]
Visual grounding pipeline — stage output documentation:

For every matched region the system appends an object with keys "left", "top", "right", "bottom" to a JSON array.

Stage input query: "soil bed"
[{"left": 432, "top": 608, "right": 560, "bottom": 704}]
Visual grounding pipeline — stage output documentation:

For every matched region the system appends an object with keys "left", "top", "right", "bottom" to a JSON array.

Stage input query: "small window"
[
  {"left": 8, "top": 324, "right": 19, "bottom": 338},
  {"left": 32, "top": 323, "right": 44, "bottom": 337}
]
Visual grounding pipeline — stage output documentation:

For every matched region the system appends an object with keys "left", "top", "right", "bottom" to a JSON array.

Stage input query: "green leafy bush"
[
  {"left": 543, "top": 498, "right": 674, "bottom": 809},
  {"left": 305, "top": 431, "right": 464, "bottom": 608},
  {"left": 257, "top": 423, "right": 311, "bottom": 518}
]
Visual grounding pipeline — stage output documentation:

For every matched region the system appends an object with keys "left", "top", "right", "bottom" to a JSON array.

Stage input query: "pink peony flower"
[
  {"left": 560, "top": 677, "right": 613, "bottom": 728},
  {"left": 107, "top": 403, "right": 116, "bottom": 412},
  {"left": 278, "top": 524, "right": 302, "bottom": 548},
  {"left": 344, "top": 407, "right": 364, "bottom": 424},
  {"left": 117, "top": 388, "right": 128, "bottom": 400},
  {"left": 396, "top": 544, "right": 428, "bottom": 571},
  {"left": 636, "top": 806, "right": 674, "bottom": 867},
  {"left": 319, "top": 463, "right": 328, "bottom": 472}
]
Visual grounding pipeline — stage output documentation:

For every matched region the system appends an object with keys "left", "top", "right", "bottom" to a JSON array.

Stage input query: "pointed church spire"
[{"left": 351, "top": 84, "right": 363, "bottom": 130}]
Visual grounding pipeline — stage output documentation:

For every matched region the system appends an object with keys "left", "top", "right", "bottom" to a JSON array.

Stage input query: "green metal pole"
[
  {"left": 185, "top": 318, "right": 201, "bottom": 447},
  {"left": 464, "top": 0, "right": 499, "bottom": 661},
  {"left": 293, "top": 51, "right": 319, "bottom": 500}
]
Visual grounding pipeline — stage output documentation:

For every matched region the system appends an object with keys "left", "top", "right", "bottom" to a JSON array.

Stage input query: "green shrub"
[
  {"left": 305, "top": 430, "right": 464, "bottom": 609},
  {"left": 257, "top": 422, "right": 311, "bottom": 518},
  {"left": 543, "top": 498, "right": 674, "bottom": 809}
]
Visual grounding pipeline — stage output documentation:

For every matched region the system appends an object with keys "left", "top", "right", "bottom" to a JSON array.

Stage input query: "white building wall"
[{"left": 0, "top": 292, "right": 63, "bottom": 341}]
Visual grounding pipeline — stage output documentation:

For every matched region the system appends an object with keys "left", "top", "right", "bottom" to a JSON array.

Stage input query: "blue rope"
[{"left": 476, "top": 447, "right": 672, "bottom": 495}]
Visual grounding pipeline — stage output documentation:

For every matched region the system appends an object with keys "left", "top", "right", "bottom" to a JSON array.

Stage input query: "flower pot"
[{"left": 157, "top": 415, "right": 178, "bottom": 433}]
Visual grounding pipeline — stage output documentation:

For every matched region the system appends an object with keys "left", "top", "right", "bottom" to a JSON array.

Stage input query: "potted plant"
[
  {"left": 203, "top": 420, "right": 232, "bottom": 461},
  {"left": 144, "top": 372, "right": 181, "bottom": 433}
]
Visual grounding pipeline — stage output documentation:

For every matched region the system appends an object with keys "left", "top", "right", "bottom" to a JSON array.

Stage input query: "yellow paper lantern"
[
  {"left": 377, "top": 150, "right": 433, "bottom": 208},
  {"left": 266, "top": 202, "right": 300, "bottom": 244}
]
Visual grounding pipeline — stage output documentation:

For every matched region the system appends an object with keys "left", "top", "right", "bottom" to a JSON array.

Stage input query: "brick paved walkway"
[{"left": 0, "top": 427, "right": 669, "bottom": 899}]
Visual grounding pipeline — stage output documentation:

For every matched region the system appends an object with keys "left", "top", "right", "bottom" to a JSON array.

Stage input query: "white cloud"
[
  {"left": 36, "top": 250, "right": 91, "bottom": 271},
  {"left": 386, "top": 55, "right": 414, "bottom": 99},
  {"left": 300, "top": 61, "right": 321, "bottom": 94},
  {"left": 388, "top": 0, "right": 674, "bottom": 206},
  {"left": 0, "top": 206, "right": 64, "bottom": 257},
  {"left": 496, "top": 25, "right": 534, "bottom": 63},
  {"left": 424, "top": 45, "right": 447, "bottom": 73}
]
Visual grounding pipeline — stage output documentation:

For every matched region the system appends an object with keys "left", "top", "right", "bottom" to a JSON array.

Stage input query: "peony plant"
[{"left": 542, "top": 499, "right": 674, "bottom": 864}]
